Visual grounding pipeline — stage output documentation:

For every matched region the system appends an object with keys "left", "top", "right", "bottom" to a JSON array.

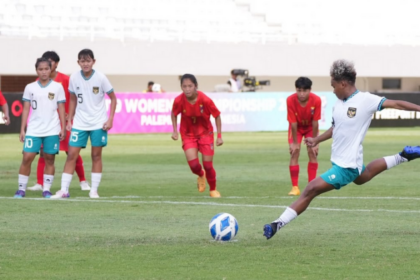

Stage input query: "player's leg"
[
  {"left": 199, "top": 137, "right": 219, "bottom": 198},
  {"left": 305, "top": 129, "right": 318, "bottom": 183},
  {"left": 88, "top": 128, "right": 108, "bottom": 198},
  {"left": 288, "top": 128, "right": 303, "bottom": 195},
  {"left": 353, "top": 145, "right": 420, "bottom": 185},
  {"left": 263, "top": 163, "right": 358, "bottom": 239},
  {"left": 61, "top": 129, "right": 90, "bottom": 190},
  {"left": 27, "top": 148, "right": 45, "bottom": 191},
  {"left": 51, "top": 129, "right": 87, "bottom": 198},
  {"left": 183, "top": 138, "right": 205, "bottom": 192},
  {"left": 41, "top": 135, "right": 60, "bottom": 198},
  {"left": 15, "top": 136, "right": 40, "bottom": 198}
]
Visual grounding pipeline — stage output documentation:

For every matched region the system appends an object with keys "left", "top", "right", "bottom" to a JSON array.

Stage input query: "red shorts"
[
  {"left": 182, "top": 136, "right": 214, "bottom": 156},
  {"left": 59, "top": 130, "right": 70, "bottom": 151},
  {"left": 288, "top": 126, "right": 314, "bottom": 144}
]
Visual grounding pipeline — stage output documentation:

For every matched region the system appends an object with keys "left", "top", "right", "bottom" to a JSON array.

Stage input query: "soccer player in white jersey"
[
  {"left": 14, "top": 57, "right": 66, "bottom": 198},
  {"left": 51, "top": 49, "right": 117, "bottom": 199},
  {"left": 263, "top": 59, "right": 420, "bottom": 239}
]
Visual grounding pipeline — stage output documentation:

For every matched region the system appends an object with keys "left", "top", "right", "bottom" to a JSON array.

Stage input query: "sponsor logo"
[
  {"left": 93, "top": 87, "right": 99, "bottom": 94},
  {"left": 54, "top": 143, "right": 58, "bottom": 149},
  {"left": 347, "top": 107, "right": 357, "bottom": 118},
  {"left": 328, "top": 174, "right": 336, "bottom": 181},
  {"left": 102, "top": 136, "right": 105, "bottom": 142}
]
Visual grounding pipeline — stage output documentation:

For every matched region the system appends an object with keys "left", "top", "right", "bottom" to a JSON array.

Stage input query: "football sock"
[
  {"left": 384, "top": 154, "right": 408, "bottom": 169},
  {"left": 307, "top": 162, "right": 318, "bottom": 182},
  {"left": 37, "top": 157, "right": 45, "bottom": 186},
  {"left": 91, "top": 173, "right": 102, "bottom": 193},
  {"left": 203, "top": 161, "right": 216, "bottom": 191},
  {"left": 43, "top": 174, "right": 54, "bottom": 192},
  {"left": 75, "top": 155, "right": 86, "bottom": 182},
  {"left": 188, "top": 159, "right": 204, "bottom": 177},
  {"left": 18, "top": 174, "right": 29, "bottom": 191},
  {"left": 61, "top": 173, "right": 73, "bottom": 193},
  {"left": 273, "top": 207, "right": 298, "bottom": 229},
  {"left": 289, "top": 165, "right": 299, "bottom": 186}
]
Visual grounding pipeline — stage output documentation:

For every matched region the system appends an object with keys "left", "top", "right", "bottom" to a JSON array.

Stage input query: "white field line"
[{"left": 1, "top": 196, "right": 420, "bottom": 214}]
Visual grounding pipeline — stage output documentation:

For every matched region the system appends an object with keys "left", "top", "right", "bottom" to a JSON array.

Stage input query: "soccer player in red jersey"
[
  {"left": 0, "top": 90, "right": 10, "bottom": 125},
  {"left": 27, "top": 51, "right": 90, "bottom": 192},
  {"left": 171, "top": 74, "right": 223, "bottom": 198},
  {"left": 287, "top": 77, "right": 322, "bottom": 196}
]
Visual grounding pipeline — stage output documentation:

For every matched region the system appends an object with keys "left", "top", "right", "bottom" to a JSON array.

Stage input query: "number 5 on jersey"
[
  {"left": 71, "top": 131, "right": 79, "bottom": 142},
  {"left": 77, "top": 94, "right": 83, "bottom": 104}
]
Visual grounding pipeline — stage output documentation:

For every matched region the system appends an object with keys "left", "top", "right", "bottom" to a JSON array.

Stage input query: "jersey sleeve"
[
  {"left": 22, "top": 85, "right": 31, "bottom": 102},
  {"left": 68, "top": 75, "right": 76, "bottom": 95},
  {"left": 0, "top": 91, "right": 6, "bottom": 106},
  {"left": 57, "top": 84, "right": 66, "bottom": 103},
  {"left": 172, "top": 97, "right": 182, "bottom": 116},
  {"left": 287, "top": 96, "right": 297, "bottom": 123},
  {"left": 312, "top": 96, "right": 322, "bottom": 121},
  {"left": 366, "top": 93, "right": 386, "bottom": 114},
  {"left": 101, "top": 75, "right": 114, "bottom": 94},
  {"left": 206, "top": 98, "right": 220, "bottom": 118}
]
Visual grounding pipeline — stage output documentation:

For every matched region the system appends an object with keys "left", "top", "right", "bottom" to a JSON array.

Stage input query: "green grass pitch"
[{"left": 1, "top": 128, "right": 420, "bottom": 279}]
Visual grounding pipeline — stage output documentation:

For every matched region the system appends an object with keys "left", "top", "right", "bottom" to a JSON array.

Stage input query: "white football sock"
[
  {"left": 61, "top": 173, "right": 73, "bottom": 193},
  {"left": 273, "top": 207, "right": 298, "bottom": 229},
  {"left": 18, "top": 174, "right": 29, "bottom": 191},
  {"left": 91, "top": 173, "right": 102, "bottom": 193},
  {"left": 384, "top": 154, "right": 408, "bottom": 169},
  {"left": 43, "top": 174, "right": 54, "bottom": 192}
]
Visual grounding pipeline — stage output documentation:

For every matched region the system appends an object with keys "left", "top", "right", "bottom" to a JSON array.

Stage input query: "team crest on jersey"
[
  {"left": 310, "top": 107, "right": 315, "bottom": 115},
  {"left": 347, "top": 107, "right": 357, "bottom": 118},
  {"left": 48, "top": 92, "right": 55, "bottom": 100},
  {"left": 199, "top": 104, "right": 204, "bottom": 114},
  {"left": 93, "top": 87, "right": 99, "bottom": 94}
]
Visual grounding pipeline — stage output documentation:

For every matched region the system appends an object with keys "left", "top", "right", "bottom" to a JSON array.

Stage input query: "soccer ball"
[{"left": 209, "top": 213, "right": 239, "bottom": 241}]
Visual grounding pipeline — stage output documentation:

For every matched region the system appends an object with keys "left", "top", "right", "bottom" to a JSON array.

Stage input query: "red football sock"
[
  {"left": 75, "top": 155, "right": 86, "bottom": 182},
  {"left": 203, "top": 161, "right": 216, "bottom": 191},
  {"left": 308, "top": 162, "right": 318, "bottom": 182},
  {"left": 188, "top": 159, "right": 204, "bottom": 177},
  {"left": 37, "top": 157, "right": 45, "bottom": 186},
  {"left": 289, "top": 165, "right": 299, "bottom": 187}
]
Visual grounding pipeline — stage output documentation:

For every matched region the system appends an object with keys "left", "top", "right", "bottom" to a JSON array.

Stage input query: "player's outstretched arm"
[
  {"left": 20, "top": 102, "right": 30, "bottom": 142},
  {"left": 215, "top": 115, "right": 223, "bottom": 146},
  {"left": 382, "top": 99, "right": 420, "bottom": 111},
  {"left": 305, "top": 126, "right": 333, "bottom": 147},
  {"left": 171, "top": 111, "right": 178, "bottom": 140}
]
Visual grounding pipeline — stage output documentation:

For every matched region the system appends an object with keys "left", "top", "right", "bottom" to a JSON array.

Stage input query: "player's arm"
[
  {"left": 1, "top": 102, "right": 10, "bottom": 125},
  {"left": 171, "top": 111, "right": 179, "bottom": 140},
  {"left": 382, "top": 99, "right": 420, "bottom": 111},
  {"left": 58, "top": 102, "right": 66, "bottom": 141},
  {"left": 67, "top": 93, "right": 77, "bottom": 131},
  {"left": 311, "top": 120, "right": 319, "bottom": 141},
  {"left": 104, "top": 91, "right": 116, "bottom": 131},
  {"left": 289, "top": 122, "right": 299, "bottom": 155},
  {"left": 215, "top": 115, "right": 223, "bottom": 146},
  {"left": 306, "top": 126, "right": 333, "bottom": 147},
  {"left": 20, "top": 101, "right": 30, "bottom": 142}
]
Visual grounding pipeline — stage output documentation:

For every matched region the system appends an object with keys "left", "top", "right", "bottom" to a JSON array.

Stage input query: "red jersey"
[
  {"left": 172, "top": 91, "right": 221, "bottom": 138},
  {"left": 287, "top": 92, "right": 321, "bottom": 127},
  {"left": 0, "top": 91, "right": 6, "bottom": 106},
  {"left": 54, "top": 72, "right": 70, "bottom": 113}
]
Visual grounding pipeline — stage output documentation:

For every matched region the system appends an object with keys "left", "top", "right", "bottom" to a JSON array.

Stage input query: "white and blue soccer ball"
[{"left": 209, "top": 213, "right": 239, "bottom": 241}]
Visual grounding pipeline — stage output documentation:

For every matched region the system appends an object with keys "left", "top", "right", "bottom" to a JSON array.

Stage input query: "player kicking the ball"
[
  {"left": 14, "top": 57, "right": 66, "bottom": 198},
  {"left": 51, "top": 49, "right": 116, "bottom": 199},
  {"left": 171, "top": 74, "right": 223, "bottom": 198},
  {"left": 263, "top": 59, "right": 420, "bottom": 239}
]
